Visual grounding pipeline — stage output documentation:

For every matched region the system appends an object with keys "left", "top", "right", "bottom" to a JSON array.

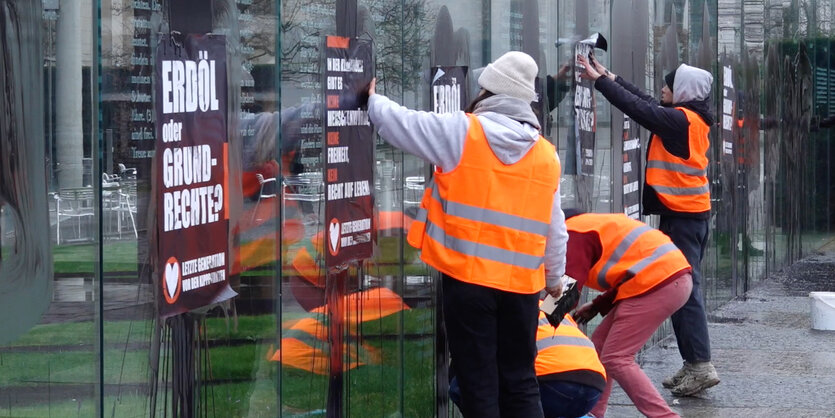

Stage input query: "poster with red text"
[
  {"left": 155, "top": 34, "right": 236, "bottom": 318},
  {"left": 323, "top": 36, "right": 375, "bottom": 267}
]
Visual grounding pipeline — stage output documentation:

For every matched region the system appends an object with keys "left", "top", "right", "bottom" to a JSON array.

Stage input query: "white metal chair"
[
  {"left": 53, "top": 188, "right": 95, "bottom": 244},
  {"left": 101, "top": 172, "right": 139, "bottom": 239},
  {"left": 251, "top": 173, "right": 277, "bottom": 223},
  {"left": 113, "top": 180, "right": 138, "bottom": 238},
  {"left": 102, "top": 172, "right": 120, "bottom": 186},
  {"left": 283, "top": 172, "right": 324, "bottom": 202},
  {"left": 118, "top": 163, "right": 137, "bottom": 180}
]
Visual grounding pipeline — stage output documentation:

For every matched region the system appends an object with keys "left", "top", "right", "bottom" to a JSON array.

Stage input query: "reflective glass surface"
[{"left": 1, "top": 0, "right": 834, "bottom": 416}]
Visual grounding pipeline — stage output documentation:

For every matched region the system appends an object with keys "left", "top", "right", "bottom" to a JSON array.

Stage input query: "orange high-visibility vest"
[
  {"left": 407, "top": 114, "right": 560, "bottom": 293},
  {"left": 566, "top": 213, "right": 690, "bottom": 302},
  {"left": 536, "top": 312, "right": 606, "bottom": 379},
  {"left": 271, "top": 317, "right": 376, "bottom": 375},
  {"left": 646, "top": 107, "right": 711, "bottom": 213}
]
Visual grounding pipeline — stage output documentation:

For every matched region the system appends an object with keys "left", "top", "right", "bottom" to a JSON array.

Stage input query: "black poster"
[
  {"left": 431, "top": 66, "right": 468, "bottom": 114},
  {"left": 622, "top": 116, "right": 641, "bottom": 219},
  {"left": 721, "top": 62, "right": 736, "bottom": 160},
  {"left": 574, "top": 42, "right": 596, "bottom": 176},
  {"left": 323, "top": 36, "right": 375, "bottom": 267},
  {"left": 155, "top": 34, "right": 236, "bottom": 318}
]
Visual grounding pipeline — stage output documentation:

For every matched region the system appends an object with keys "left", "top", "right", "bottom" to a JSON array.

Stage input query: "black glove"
[{"left": 544, "top": 281, "right": 580, "bottom": 328}]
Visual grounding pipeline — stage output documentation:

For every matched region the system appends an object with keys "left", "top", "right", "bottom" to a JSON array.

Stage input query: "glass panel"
[
  {"left": 0, "top": 1, "right": 99, "bottom": 416},
  {"left": 3, "top": 0, "right": 835, "bottom": 416},
  {"left": 277, "top": 0, "right": 345, "bottom": 415},
  {"left": 99, "top": 1, "right": 158, "bottom": 415},
  {"left": 99, "top": 1, "right": 282, "bottom": 415}
]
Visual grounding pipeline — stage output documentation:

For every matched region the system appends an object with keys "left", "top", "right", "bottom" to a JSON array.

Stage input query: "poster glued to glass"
[
  {"left": 622, "top": 116, "right": 641, "bottom": 219},
  {"left": 721, "top": 59, "right": 736, "bottom": 158},
  {"left": 154, "top": 33, "right": 237, "bottom": 319},
  {"left": 431, "top": 66, "right": 468, "bottom": 114},
  {"left": 574, "top": 42, "right": 596, "bottom": 176},
  {"left": 323, "top": 36, "right": 376, "bottom": 268}
]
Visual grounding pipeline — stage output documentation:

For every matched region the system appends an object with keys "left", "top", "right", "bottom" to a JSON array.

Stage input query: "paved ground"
[{"left": 606, "top": 242, "right": 835, "bottom": 418}]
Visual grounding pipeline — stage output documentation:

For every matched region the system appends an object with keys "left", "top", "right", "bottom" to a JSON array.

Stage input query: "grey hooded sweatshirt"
[{"left": 368, "top": 93, "right": 568, "bottom": 288}]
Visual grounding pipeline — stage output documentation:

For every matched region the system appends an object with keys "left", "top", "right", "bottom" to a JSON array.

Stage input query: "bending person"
[
  {"left": 367, "top": 51, "right": 568, "bottom": 417},
  {"left": 577, "top": 55, "right": 719, "bottom": 396},
  {"left": 567, "top": 211, "right": 691, "bottom": 417}
]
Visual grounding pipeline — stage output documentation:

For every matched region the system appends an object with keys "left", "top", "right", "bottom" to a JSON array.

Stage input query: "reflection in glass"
[{"left": 1, "top": 0, "right": 835, "bottom": 415}]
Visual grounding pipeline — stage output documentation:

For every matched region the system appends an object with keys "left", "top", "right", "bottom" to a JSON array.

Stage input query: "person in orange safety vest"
[
  {"left": 450, "top": 306, "right": 605, "bottom": 418},
  {"left": 366, "top": 51, "right": 568, "bottom": 418},
  {"left": 566, "top": 211, "right": 692, "bottom": 418},
  {"left": 578, "top": 55, "right": 719, "bottom": 399}
]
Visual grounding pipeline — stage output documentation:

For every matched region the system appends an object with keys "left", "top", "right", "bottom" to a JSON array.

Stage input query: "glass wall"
[
  {"left": 1, "top": 0, "right": 834, "bottom": 416},
  {"left": 0, "top": 1, "right": 99, "bottom": 416}
]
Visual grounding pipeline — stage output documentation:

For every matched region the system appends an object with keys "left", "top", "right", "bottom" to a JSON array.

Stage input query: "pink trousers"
[{"left": 590, "top": 273, "right": 692, "bottom": 418}]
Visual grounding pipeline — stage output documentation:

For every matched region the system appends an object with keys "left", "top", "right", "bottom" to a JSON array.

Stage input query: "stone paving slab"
[{"left": 604, "top": 248, "right": 835, "bottom": 417}]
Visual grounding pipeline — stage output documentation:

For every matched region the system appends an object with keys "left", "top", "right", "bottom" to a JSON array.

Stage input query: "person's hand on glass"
[
  {"left": 367, "top": 77, "right": 377, "bottom": 96},
  {"left": 576, "top": 55, "right": 602, "bottom": 81},
  {"left": 555, "top": 63, "right": 571, "bottom": 81},
  {"left": 572, "top": 301, "right": 598, "bottom": 325}
]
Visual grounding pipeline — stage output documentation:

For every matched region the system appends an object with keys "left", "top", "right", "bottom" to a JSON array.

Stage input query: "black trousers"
[
  {"left": 660, "top": 216, "right": 712, "bottom": 363},
  {"left": 442, "top": 274, "right": 544, "bottom": 418}
]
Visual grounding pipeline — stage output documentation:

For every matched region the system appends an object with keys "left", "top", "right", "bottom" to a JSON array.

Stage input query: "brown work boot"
[
  {"left": 670, "top": 361, "right": 720, "bottom": 396},
  {"left": 662, "top": 362, "right": 690, "bottom": 389}
]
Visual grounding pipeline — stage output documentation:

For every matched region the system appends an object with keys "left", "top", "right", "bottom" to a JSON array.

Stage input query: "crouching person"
[
  {"left": 450, "top": 307, "right": 605, "bottom": 418},
  {"left": 535, "top": 310, "right": 606, "bottom": 418}
]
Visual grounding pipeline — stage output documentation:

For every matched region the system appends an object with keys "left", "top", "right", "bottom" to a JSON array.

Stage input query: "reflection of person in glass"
[
  {"left": 366, "top": 51, "right": 568, "bottom": 417},
  {"left": 240, "top": 105, "right": 318, "bottom": 223},
  {"left": 546, "top": 63, "right": 572, "bottom": 111},
  {"left": 577, "top": 54, "right": 720, "bottom": 397},
  {"left": 241, "top": 111, "right": 280, "bottom": 200}
]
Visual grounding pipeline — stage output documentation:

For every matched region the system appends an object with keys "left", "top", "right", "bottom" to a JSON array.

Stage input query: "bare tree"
[{"left": 278, "top": 0, "right": 435, "bottom": 93}]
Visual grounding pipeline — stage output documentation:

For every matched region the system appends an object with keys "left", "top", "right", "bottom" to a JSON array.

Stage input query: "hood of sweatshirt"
[
  {"left": 672, "top": 64, "right": 713, "bottom": 104},
  {"left": 472, "top": 94, "right": 543, "bottom": 165}
]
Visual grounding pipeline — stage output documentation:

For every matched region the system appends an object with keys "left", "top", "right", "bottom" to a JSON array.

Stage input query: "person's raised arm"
[
  {"left": 577, "top": 56, "right": 688, "bottom": 141},
  {"left": 546, "top": 64, "right": 572, "bottom": 112},
  {"left": 587, "top": 55, "right": 658, "bottom": 105},
  {"left": 366, "top": 78, "right": 469, "bottom": 170},
  {"left": 613, "top": 76, "right": 659, "bottom": 105}
]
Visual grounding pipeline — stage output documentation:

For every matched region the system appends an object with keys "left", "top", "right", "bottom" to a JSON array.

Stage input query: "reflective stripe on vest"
[
  {"left": 415, "top": 181, "right": 549, "bottom": 270},
  {"left": 414, "top": 205, "right": 428, "bottom": 224},
  {"left": 538, "top": 316, "right": 572, "bottom": 327},
  {"left": 567, "top": 213, "right": 691, "bottom": 301},
  {"left": 425, "top": 184, "right": 550, "bottom": 237},
  {"left": 407, "top": 114, "right": 560, "bottom": 293},
  {"left": 424, "top": 219, "right": 545, "bottom": 270},
  {"left": 650, "top": 183, "right": 710, "bottom": 196},
  {"left": 536, "top": 335, "right": 596, "bottom": 351},
  {"left": 645, "top": 160, "right": 707, "bottom": 177},
  {"left": 646, "top": 106, "right": 711, "bottom": 212},
  {"left": 596, "top": 226, "right": 679, "bottom": 290},
  {"left": 535, "top": 312, "right": 606, "bottom": 379}
]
